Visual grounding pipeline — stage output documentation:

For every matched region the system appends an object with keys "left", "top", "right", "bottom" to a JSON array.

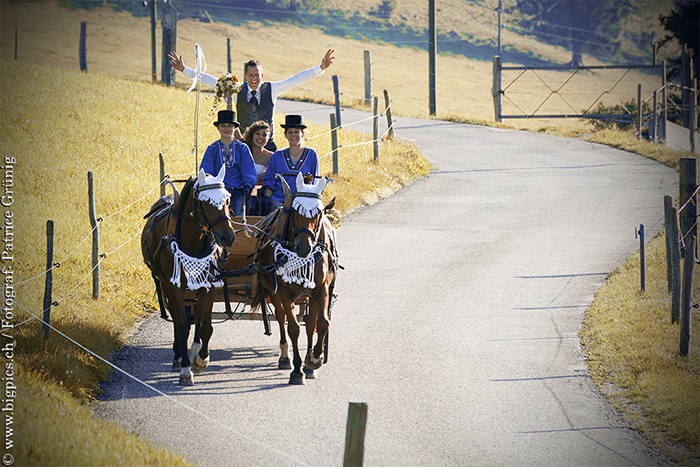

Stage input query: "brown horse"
[
  {"left": 252, "top": 173, "right": 338, "bottom": 385},
  {"left": 141, "top": 165, "right": 236, "bottom": 385}
]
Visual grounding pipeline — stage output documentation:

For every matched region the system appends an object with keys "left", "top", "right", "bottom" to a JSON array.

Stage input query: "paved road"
[{"left": 97, "top": 100, "right": 678, "bottom": 466}]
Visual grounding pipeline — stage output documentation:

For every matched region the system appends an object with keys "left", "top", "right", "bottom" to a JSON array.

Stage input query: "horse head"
[
  {"left": 290, "top": 172, "right": 327, "bottom": 258},
  {"left": 193, "top": 165, "right": 236, "bottom": 248}
]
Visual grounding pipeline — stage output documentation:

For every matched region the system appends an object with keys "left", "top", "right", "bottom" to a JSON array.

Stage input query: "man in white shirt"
[{"left": 169, "top": 49, "right": 335, "bottom": 151}]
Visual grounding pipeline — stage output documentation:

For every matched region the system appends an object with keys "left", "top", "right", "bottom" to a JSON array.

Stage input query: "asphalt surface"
[{"left": 97, "top": 99, "right": 679, "bottom": 466}]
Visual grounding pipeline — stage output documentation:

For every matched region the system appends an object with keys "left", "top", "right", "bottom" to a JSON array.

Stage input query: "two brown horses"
[
  {"left": 252, "top": 173, "right": 338, "bottom": 385},
  {"left": 141, "top": 166, "right": 235, "bottom": 385}
]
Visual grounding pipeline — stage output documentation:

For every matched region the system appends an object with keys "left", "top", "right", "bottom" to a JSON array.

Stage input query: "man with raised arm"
[{"left": 169, "top": 49, "right": 336, "bottom": 151}]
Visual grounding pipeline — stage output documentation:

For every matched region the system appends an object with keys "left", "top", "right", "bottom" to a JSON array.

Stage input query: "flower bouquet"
[{"left": 213, "top": 73, "right": 241, "bottom": 110}]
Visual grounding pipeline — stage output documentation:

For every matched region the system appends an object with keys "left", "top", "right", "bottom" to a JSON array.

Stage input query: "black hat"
[
  {"left": 281, "top": 114, "right": 307, "bottom": 129},
  {"left": 214, "top": 110, "right": 239, "bottom": 127}
]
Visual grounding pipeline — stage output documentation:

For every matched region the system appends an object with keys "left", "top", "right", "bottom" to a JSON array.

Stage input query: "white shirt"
[{"left": 181, "top": 65, "right": 325, "bottom": 106}]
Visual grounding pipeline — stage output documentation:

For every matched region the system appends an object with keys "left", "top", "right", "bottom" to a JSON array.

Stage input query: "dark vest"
[{"left": 237, "top": 82, "right": 274, "bottom": 136}]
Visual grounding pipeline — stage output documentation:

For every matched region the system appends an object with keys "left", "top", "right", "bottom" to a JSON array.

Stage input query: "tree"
[
  {"left": 659, "top": 1, "right": 699, "bottom": 58},
  {"left": 515, "top": 0, "right": 633, "bottom": 65}
]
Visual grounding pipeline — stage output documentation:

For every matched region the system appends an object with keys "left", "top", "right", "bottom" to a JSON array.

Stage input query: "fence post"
[
  {"left": 343, "top": 402, "right": 368, "bottom": 467},
  {"left": 227, "top": 38, "right": 231, "bottom": 74},
  {"left": 159, "top": 153, "right": 166, "bottom": 197},
  {"left": 161, "top": 1, "right": 178, "bottom": 85},
  {"left": 679, "top": 158, "right": 698, "bottom": 251},
  {"left": 636, "top": 84, "right": 642, "bottom": 139},
  {"left": 383, "top": 90, "right": 394, "bottom": 139},
  {"left": 492, "top": 55, "right": 502, "bottom": 123},
  {"left": 428, "top": 0, "right": 436, "bottom": 116},
  {"left": 662, "top": 60, "right": 668, "bottom": 142},
  {"left": 151, "top": 0, "right": 157, "bottom": 82},
  {"left": 332, "top": 75, "right": 341, "bottom": 128},
  {"left": 43, "top": 220, "right": 54, "bottom": 340},
  {"left": 666, "top": 200, "right": 682, "bottom": 324},
  {"left": 364, "top": 50, "right": 372, "bottom": 107},
  {"left": 373, "top": 96, "right": 379, "bottom": 161},
  {"left": 651, "top": 90, "right": 657, "bottom": 143},
  {"left": 680, "top": 234, "right": 694, "bottom": 356},
  {"left": 79, "top": 22, "right": 87, "bottom": 72},
  {"left": 636, "top": 223, "right": 645, "bottom": 293},
  {"left": 14, "top": 29, "right": 17, "bottom": 60},
  {"left": 691, "top": 78, "right": 697, "bottom": 153},
  {"left": 330, "top": 113, "right": 339, "bottom": 175},
  {"left": 88, "top": 171, "right": 100, "bottom": 300}
]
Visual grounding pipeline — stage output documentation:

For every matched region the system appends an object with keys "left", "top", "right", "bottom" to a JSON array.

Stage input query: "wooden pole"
[
  {"left": 88, "top": 171, "right": 100, "bottom": 300},
  {"left": 343, "top": 403, "right": 368, "bottom": 467},
  {"left": 151, "top": 0, "right": 157, "bottom": 82},
  {"left": 662, "top": 60, "right": 668, "bottom": 142},
  {"left": 636, "top": 84, "right": 642, "bottom": 139},
  {"left": 14, "top": 29, "right": 17, "bottom": 61},
  {"left": 330, "top": 113, "right": 339, "bottom": 175},
  {"left": 42, "top": 220, "right": 54, "bottom": 340},
  {"left": 383, "top": 90, "right": 394, "bottom": 139},
  {"left": 691, "top": 78, "right": 697, "bottom": 153},
  {"left": 679, "top": 158, "right": 698, "bottom": 248},
  {"left": 428, "top": 0, "right": 436, "bottom": 116},
  {"left": 159, "top": 153, "right": 166, "bottom": 197},
  {"left": 680, "top": 235, "right": 694, "bottom": 356},
  {"left": 638, "top": 223, "right": 645, "bottom": 293},
  {"left": 492, "top": 55, "right": 502, "bottom": 123},
  {"left": 373, "top": 96, "right": 379, "bottom": 161},
  {"left": 227, "top": 38, "right": 231, "bottom": 74},
  {"left": 364, "top": 50, "right": 372, "bottom": 107},
  {"left": 79, "top": 22, "right": 87, "bottom": 72},
  {"left": 332, "top": 75, "right": 342, "bottom": 128},
  {"left": 652, "top": 90, "right": 657, "bottom": 143},
  {"left": 667, "top": 201, "right": 682, "bottom": 324}
]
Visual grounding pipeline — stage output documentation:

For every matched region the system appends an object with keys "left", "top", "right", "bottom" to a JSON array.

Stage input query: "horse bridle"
[
  {"left": 192, "top": 181, "right": 233, "bottom": 236},
  {"left": 290, "top": 191, "right": 323, "bottom": 246}
]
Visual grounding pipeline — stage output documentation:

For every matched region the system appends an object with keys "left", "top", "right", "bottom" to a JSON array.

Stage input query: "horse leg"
[
  {"left": 284, "top": 300, "right": 304, "bottom": 385},
  {"left": 305, "top": 296, "right": 328, "bottom": 374},
  {"left": 163, "top": 283, "right": 194, "bottom": 385},
  {"left": 172, "top": 326, "right": 182, "bottom": 371},
  {"left": 192, "top": 291, "right": 214, "bottom": 373},
  {"left": 274, "top": 301, "right": 291, "bottom": 370},
  {"left": 303, "top": 301, "right": 319, "bottom": 379}
]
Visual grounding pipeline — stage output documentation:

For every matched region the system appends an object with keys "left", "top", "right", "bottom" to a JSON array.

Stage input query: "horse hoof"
[
  {"left": 304, "top": 354, "right": 323, "bottom": 371},
  {"left": 303, "top": 367, "right": 316, "bottom": 379},
  {"left": 192, "top": 355, "right": 209, "bottom": 374},
  {"left": 179, "top": 374, "right": 194, "bottom": 386},
  {"left": 278, "top": 357, "right": 292, "bottom": 370},
  {"left": 172, "top": 359, "right": 182, "bottom": 372},
  {"left": 288, "top": 372, "right": 305, "bottom": 385}
]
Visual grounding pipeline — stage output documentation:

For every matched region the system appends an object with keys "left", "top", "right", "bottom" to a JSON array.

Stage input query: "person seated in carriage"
[
  {"left": 200, "top": 110, "right": 257, "bottom": 216},
  {"left": 260, "top": 114, "right": 320, "bottom": 215},
  {"left": 242, "top": 120, "right": 273, "bottom": 215}
]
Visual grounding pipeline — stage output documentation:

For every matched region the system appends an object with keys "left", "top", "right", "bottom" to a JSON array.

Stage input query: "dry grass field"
[{"left": 0, "top": 1, "right": 698, "bottom": 465}]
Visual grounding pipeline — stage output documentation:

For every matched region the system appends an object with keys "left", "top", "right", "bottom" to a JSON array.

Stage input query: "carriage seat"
[{"left": 143, "top": 194, "right": 175, "bottom": 221}]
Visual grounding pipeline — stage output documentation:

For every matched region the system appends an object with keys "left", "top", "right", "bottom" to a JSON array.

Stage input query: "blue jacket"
[
  {"left": 200, "top": 140, "right": 257, "bottom": 192},
  {"left": 262, "top": 148, "right": 319, "bottom": 202}
]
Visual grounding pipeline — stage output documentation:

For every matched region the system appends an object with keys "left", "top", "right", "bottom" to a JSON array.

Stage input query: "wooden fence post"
[
  {"left": 383, "top": 90, "right": 394, "bottom": 139},
  {"left": 88, "top": 171, "right": 99, "bottom": 300},
  {"left": 43, "top": 220, "right": 54, "bottom": 340},
  {"left": 492, "top": 55, "right": 502, "bottom": 123},
  {"left": 161, "top": 1, "right": 178, "bottom": 85},
  {"left": 330, "top": 113, "right": 339, "bottom": 175},
  {"left": 343, "top": 402, "right": 368, "bottom": 467},
  {"left": 373, "top": 96, "right": 379, "bottom": 161},
  {"left": 679, "top": 158, "right": 698, "bottom": 252},
  {"left": 227, "top": 38, "right": 231, "bottom": 74},
  {"left": 636, "top": 84, "right": 642, "bottom": 139},
  {"left": 151, "top": 0, "right": 157, "bottom": 82},
  {"left": 159, "top": 153, "right": 166, "bottom": 197},
  {"left": 79, "top": 22, "right": 87, "bottom": 72},
  {"left": 14, "top": 29, "right": 17, "bottom": 61},
  {"left": 364, "top": 50, "right": 372, "bottom": 107},
  {"left": 332, "top": 75, "right": 342, "bottom": 128},
  {"left": 428, "top": 0, "right": 436, "bottom": 116},
  {"left": 637, "top": 223, "right": 645, "bottom": 293},
  {"left": 680, "top": 235, "right": 694, "bottom": 356}
]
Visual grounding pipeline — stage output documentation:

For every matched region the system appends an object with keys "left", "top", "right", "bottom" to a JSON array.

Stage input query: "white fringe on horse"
[
  {"left": 274, "top": 242, "right": 322, "bottom": 289},
  {"left": 170, "top": 240, "right": 219, "bottom": 291}
]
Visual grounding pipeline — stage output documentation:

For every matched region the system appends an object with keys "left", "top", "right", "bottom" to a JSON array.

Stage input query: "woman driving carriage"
[
  {"left": 260, "top": 114, "right": 319, "bottom": 214},
  {"left": 200, "top": 110, "right": 257, "bottom": 216}
]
